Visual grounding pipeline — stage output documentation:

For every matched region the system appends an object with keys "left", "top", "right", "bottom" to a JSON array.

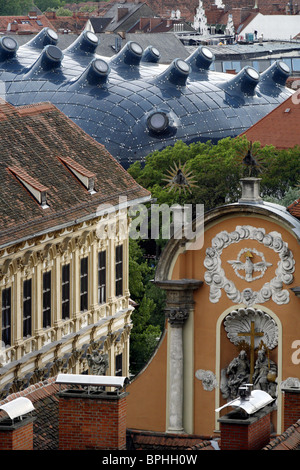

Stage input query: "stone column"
[{"left": 155, "top": 279, "right": 202, "bottom": 433}]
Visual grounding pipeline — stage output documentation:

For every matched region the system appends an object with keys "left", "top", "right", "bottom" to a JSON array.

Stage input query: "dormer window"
[
  {"left": 58, "top": 156, "right": 96, "bottom": 194},
  {"left": 8, "top": 166, "right": 49, "bottom": 208}
]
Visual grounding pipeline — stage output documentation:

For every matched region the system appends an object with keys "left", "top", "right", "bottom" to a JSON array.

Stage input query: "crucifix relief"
[
  {"left": 220, "top": 307, "right": 279, "bottom": 400},
  {"left": 238, "top": 320, "right": 263, "bottom": 383}
]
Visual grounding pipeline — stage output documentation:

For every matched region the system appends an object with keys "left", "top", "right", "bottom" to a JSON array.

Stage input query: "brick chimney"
[
  {"left": 217, "top": 385, "right": 273, "bottom": 450},
  {"left": 57, "top": 374, "right": 129, "bottom": 450},
  {"left": 218, "top": 407, "right": 272, "bottom": 450},
  {"left": 281, "top": 383, "right": 300, "bottom": 431},
  {"left": 0, "top": 397, "right": 35, "bottom": 450}
]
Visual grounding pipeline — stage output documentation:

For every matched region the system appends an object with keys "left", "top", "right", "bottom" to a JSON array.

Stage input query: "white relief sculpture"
[
  {"left": 204, "top": 225, "right": 295, "bottom": 306},
  {"left": 227, "top": 248, "right": 272, "bottom": 282},
  {"left": 195, "top": 369, "right": 218, "bottom": 391},
  {"left": 224, "top": 307, "right": 278, "bottom": 350}
]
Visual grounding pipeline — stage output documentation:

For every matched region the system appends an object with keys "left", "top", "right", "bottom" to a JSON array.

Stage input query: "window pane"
[
  {"left": 23, "top": 279, "right": 32, "bottom": 337},
  {"left": 62, "top": 264, "right": 70, "bottom": 319},
  {"left": 80, "top": 257, "right": 88, "bottom": 311},
  {"left": 2, "top": 287, "right": 11, "bottom": 346},
  {"left": 115, "top": 245, "right": 123, "bottom": 297},
  {"left": 43, "top": 271, "right": 51, "bottom": 328},
  {"left": 98, "top": 251, "right": 106, "bottom": 304}
]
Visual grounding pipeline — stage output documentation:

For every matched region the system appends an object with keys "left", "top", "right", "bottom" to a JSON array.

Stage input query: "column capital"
[{"left": 155, "top": 279, "right": 202, "bottom": 326}]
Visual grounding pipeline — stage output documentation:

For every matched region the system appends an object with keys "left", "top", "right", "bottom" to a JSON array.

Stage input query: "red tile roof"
[
  {"left": 263, "top": 419, "right": 300, "bottom": 450},
  {"left": 240, "top": 93, "right": 300, "bottom": 149},
  {"left": 0, "top": 100, "right": 150, "bottom": 248},
  {"left": 287, "top": 198, "right": 300, "bottom": 219},
  {"left": 127, "top": 429, "right": 217, "bottom": 450},
  {"left": 0, "top": 15, "right": 55, "bottom": 34}
]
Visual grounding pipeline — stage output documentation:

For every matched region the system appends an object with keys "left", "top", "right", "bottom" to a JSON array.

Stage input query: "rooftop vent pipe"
[
  {"left": 0, "top": 36, "right": 18, "bottom": 61},
  {"left": 110, "top": 41, "right": 143, "bottom": 66},
  {"left": 156, "top": 58, "right": 191, "bottom": 86}
]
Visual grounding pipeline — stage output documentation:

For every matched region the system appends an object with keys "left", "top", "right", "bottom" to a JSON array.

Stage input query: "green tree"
[
  {"left": 128, "top": 239, "right": 165, "bottom": 376},
  {"left": 34, "top": 0, "right": 62, "bottom": 12},
  {"left": 0, "top": 0, "right": 34, "bottom": 15}
]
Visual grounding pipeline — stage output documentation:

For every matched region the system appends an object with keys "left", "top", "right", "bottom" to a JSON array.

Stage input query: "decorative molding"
[
  {"left": 224, "top": 307, "right": 278, "bottom": 350},
  {"left": 204, "top": 225, "right": 295, "bottom": 306}
]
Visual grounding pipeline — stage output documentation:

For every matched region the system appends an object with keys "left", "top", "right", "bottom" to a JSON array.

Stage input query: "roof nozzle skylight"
[
  {"left": 0, "top": 36, "right": 18, "bottom": 61},
  {"left": 72, "top": 58, "right": 110, "bottom": 88},
  {"left": 65, "top": 30, "right": 99, "bottom": 54},
  {"left": 110, "top": 41, "right": 143, "bottom": 67},
  {"left": 24, "top": 45, "right": 63, "bottom": 76},
  {"left": 142, "top": 45, "right": 161, "bottom": 63},
  {"left": 186, "top": 45, "right": 215, "bottom": 71},
  {"left": 260, "top": 60, "right": 290, "bottom": 87},
  {"left": 222, "top": 66, "right": 260, "bottom": 96},
  {"left": 25, "top": 27, "right": 58, "bottom": 49},
  {"left": 156, "top": 58, "right": 190, "bottom": 86}
]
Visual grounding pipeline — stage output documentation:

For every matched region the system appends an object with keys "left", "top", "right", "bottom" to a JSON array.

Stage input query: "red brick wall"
[
  {"left": 283, "top": 390, "right": 300, "bottom": 431},
  {"left": 0, "top": 421, "right": 33, "bottom": 450},
  {"left": 58, "top": 392, "right": 127, "bottom": 450},
  {"left": 220, "top": 412, "right": 271, "bottom": 450}
]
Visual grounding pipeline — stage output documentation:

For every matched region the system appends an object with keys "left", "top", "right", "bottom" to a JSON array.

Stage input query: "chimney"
[
  {"left": 281, "top": 381, "right": 300, "bottom": 431},
  {"left": 239, "top": 177, "right": 263, "bottom": 204},
  {"left": 0, "top": 397, "right": 35, "bottom": 450},
  {"left": 216, "top": 385, "right": 273, "bottom": 450},
  {"left": 57, "top": 374, "right": 129, "bottom": 450},
  {"left": 117, "top": 7, "right": 129, "bottom": 21}
]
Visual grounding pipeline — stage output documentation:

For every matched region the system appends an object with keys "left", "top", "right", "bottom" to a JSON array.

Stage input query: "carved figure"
[
  {"left": 226, "top": 350, "right": 250, "bottom": 399},
  {"left": 252, "top": 348, "right": 277, "bottom": 398},
  {"left": 87, "top": 350, "right": 109, "bottom": 375}
]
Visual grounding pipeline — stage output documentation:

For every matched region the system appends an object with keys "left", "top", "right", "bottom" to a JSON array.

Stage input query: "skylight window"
[{"left": 8, "top": 166, "right": 49, "bottom": 208}]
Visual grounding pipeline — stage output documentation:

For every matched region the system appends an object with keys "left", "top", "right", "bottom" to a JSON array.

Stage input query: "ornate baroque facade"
[{"left": 0, "top": 100, "right": 150, "bottom": 399}]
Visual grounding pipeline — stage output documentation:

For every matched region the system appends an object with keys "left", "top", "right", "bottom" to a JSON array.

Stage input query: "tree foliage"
[
  {"left": 129, "top": 239, "right": 165, "bottom": 376},
  {"left": 0, "top": 0, "right": 34, "bottom": 15},
  {"left": 128, "top": 137, "right": 300, "bottom": 210}
]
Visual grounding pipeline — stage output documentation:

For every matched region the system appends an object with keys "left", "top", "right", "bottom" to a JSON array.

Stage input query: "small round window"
[{"left": 147, "top": 112, "right": 169, "bottom": 133}]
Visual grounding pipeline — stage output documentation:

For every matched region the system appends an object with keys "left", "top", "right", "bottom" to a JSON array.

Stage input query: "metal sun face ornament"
[
  {"left": 162, "top": 161, "right": 197, "bottom": 195},
  {"left": 236, "top": 141, "right": 265, "bottom": 177}
]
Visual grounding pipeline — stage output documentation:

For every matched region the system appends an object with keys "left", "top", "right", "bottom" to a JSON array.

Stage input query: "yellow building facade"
[{"left": 0, "top": 100, "right": 150, "bottom": 398}]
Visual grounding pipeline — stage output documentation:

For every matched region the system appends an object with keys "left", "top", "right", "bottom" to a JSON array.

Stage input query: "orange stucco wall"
[
  {"left": 126, "top": 328, "right": 168, "bottom": 432},
  {"left": 126, "top": 212, "right": 300, "bottom": 437}
]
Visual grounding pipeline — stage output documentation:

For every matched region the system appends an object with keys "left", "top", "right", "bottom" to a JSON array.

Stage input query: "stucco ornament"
[
  {"left": 195, "top": 369, "right": 218, "bottom": 391},
  {"left": 204, "top": 225, "right": 295, "bottom": 306},
  {"left": 224, "top": 307, "right": 278, "bottom": 350}
]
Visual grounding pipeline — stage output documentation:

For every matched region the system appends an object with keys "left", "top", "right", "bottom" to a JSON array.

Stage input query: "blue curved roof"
[{"left": 0, "top": 28, "right": 293, "bottom": 168}]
